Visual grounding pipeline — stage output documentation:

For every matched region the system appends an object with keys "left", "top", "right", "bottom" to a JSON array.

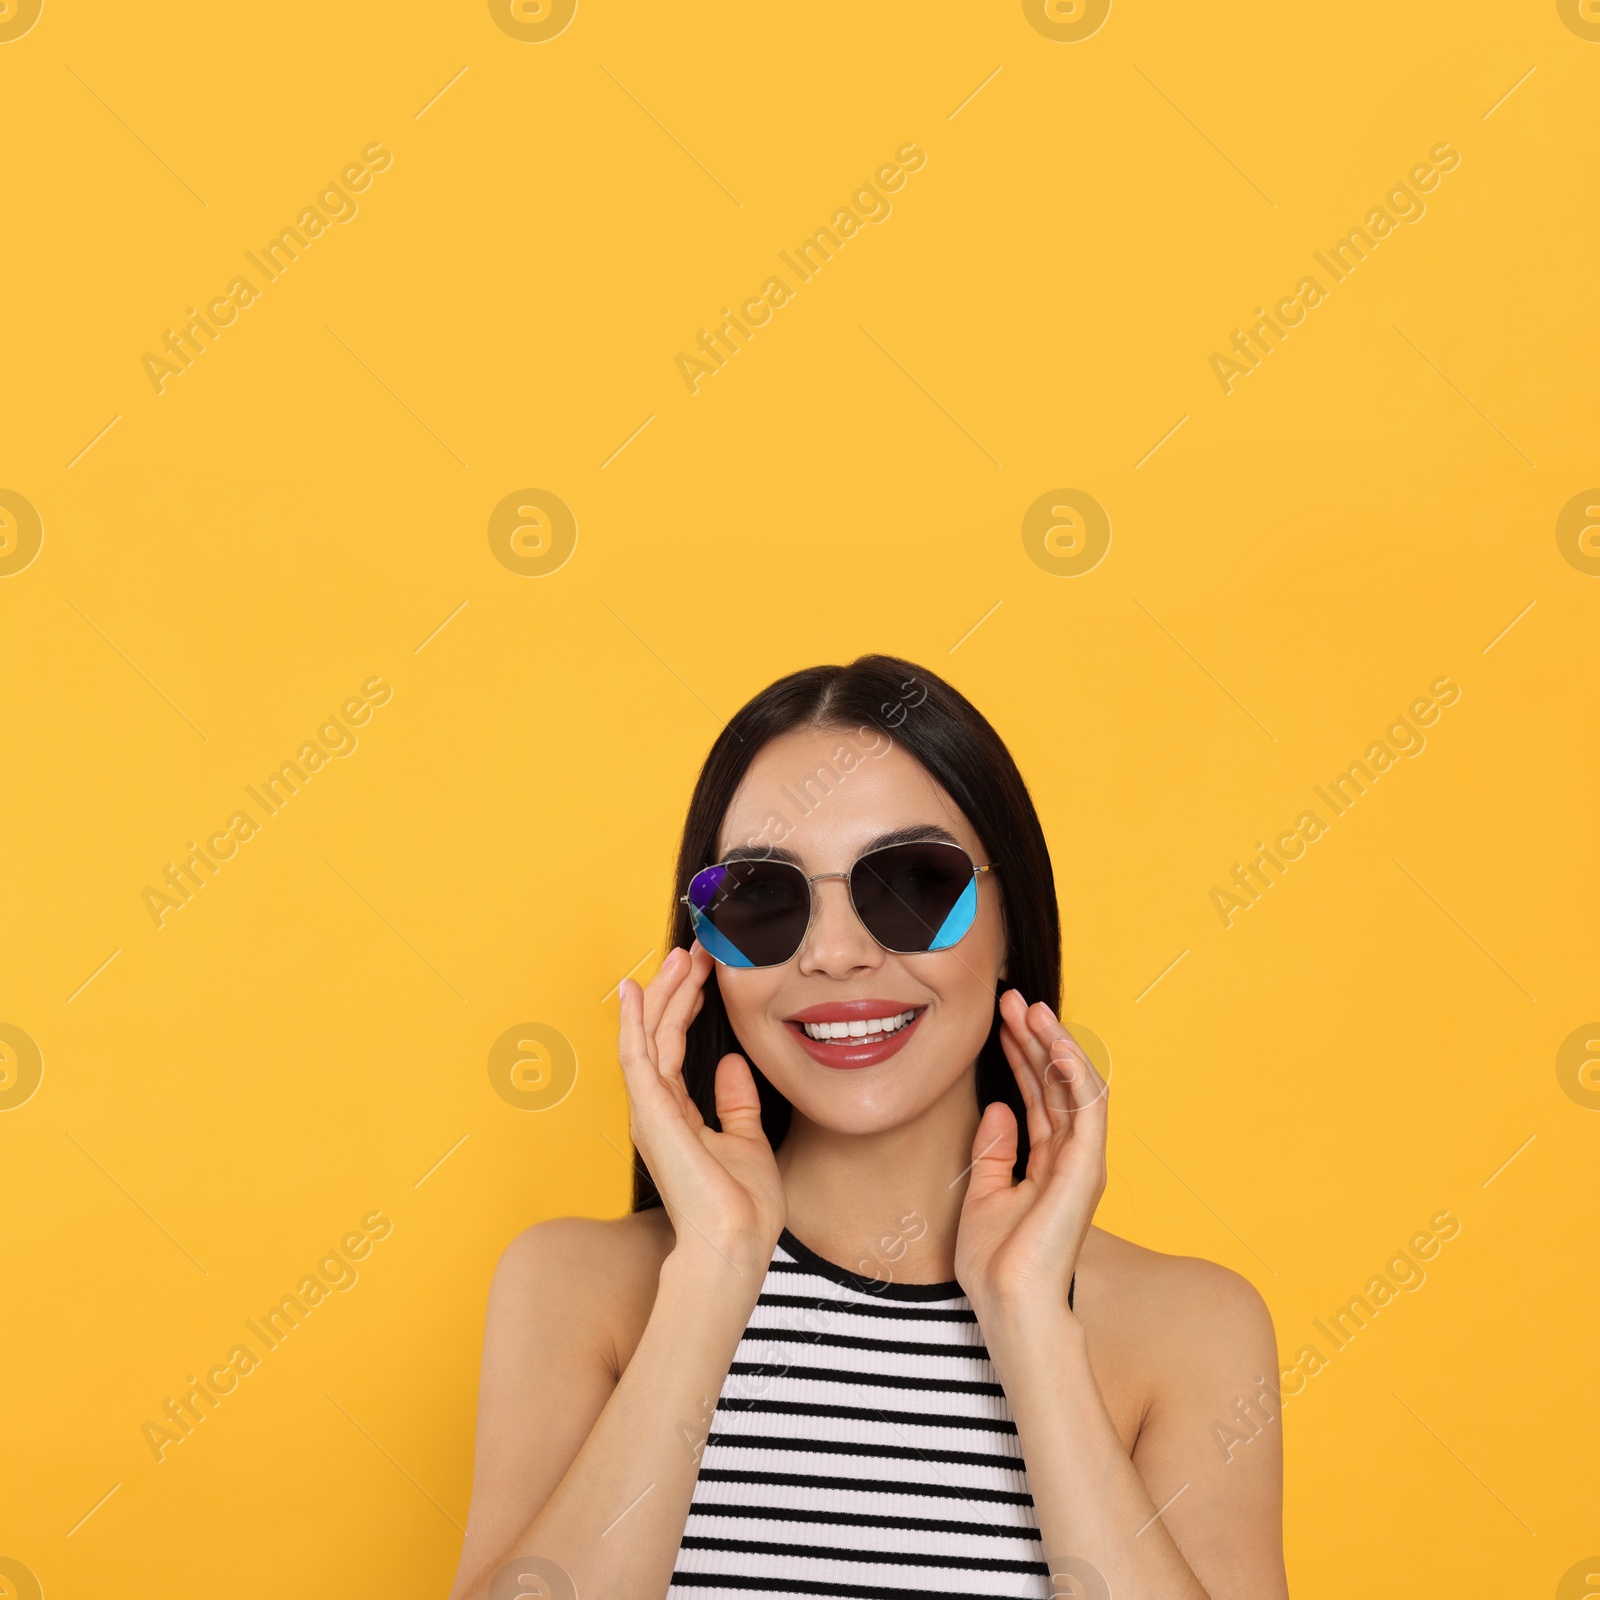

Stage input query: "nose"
[{"left": 796, "top": 876, "right": 882, "bottom": 978}]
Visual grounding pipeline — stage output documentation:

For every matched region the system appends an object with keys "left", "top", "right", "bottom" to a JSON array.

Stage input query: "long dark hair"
[{"left": 630, "top": 654, "right": 1061, "bottom": 1211}]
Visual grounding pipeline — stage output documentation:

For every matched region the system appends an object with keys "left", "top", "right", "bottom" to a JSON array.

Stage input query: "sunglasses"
[{"left": 682, "top": 840, "right": 998, "bottom": 969}]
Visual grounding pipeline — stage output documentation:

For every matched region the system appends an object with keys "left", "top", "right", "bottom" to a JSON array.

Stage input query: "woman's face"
[{"left": 711, "top": 722, "right": 1006, "bottom": 1137}]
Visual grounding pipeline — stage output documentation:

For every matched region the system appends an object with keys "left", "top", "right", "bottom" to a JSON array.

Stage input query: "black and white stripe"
[{"left": 670, "top": 1229, "right": 1071, "bottom": 1599}]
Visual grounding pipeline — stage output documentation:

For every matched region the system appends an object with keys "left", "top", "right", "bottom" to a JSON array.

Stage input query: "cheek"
[
  {"left": 945, "top": 903, "right": 1004, "bottom": 1024},
  {"left": 969, "top": 894, "right": 1007, "bottom": 977},
  {"left": 904, "top": 953, "right": 999, "bottom": 1088},
  {"left": 716, "top": 970, "right": 786, "bottom": 1034},
  {"left": 922, "top": 937, "right": 1002, "bottom": 1024}
]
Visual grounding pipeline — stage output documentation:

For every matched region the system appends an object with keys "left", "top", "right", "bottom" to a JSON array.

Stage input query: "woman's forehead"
[{"left": 716, "top": 726, "right": 979, "bottom": 862}]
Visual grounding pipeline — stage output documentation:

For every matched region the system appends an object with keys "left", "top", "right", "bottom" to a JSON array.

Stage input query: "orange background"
[{"left": 1, "top": 1, "right": 1597, "bottom": 1595}]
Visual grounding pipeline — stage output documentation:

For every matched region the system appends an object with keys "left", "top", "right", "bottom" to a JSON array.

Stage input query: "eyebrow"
[{"left": 717, "top": 823, "right": 962, "bottom": 867}]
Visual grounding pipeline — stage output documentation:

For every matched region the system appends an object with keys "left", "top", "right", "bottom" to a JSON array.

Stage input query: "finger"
[
  {"left": 999, "top": 991, "right": 1074, "bottom": 1140},
  {"left": 999, "top": 989, "right": 1057, "bottom": 1081},
  {"left": 618, "top": 977, "right": 677, "bottom": 1126},
  {"left": 1031, "top": 1042, "right": 1108, "bottom": 1205},
  {"left": 619, "top": 975, "right": 651, "bottom": 1072},
  {"left": 964, "top": 1099, "right": 1018, "bottom": 1205},
  {"left": 1021, "top": 996, "right": 1087, "bottom": 1068},
  {"left": 1029, "top": 1118, "right": 1106, "bottom": 1261},
  {"left": 621, "top": 977, "right": 720, "bottom": 1176},
  {"left": 1043, "top": 1039, "right": 1078, "bottom": 1114},
  {"left": 1011, "top": 998, "right": 1100, "bottom": 1112},
  {"left": 1045, "top": 1033, "right": 1105, "bottom": 1112},
  {"left": 711, "top": 1051, "right": 767, "bottom": 1143},
  {"left": 641, "top": 945, "right": 692, "bottom": 1041},
  {"left": 997, "top": 986, "right": 1034, "bottom": 1044},
  {"left": 997, "top": 1018, "right": 1054, "bottom": 1157},
  {"left": 655, "top": 944, "right": 714, "bottom": 1083},
  {"left": 1041, "top": 1041, "right": 1109, "bottom": 1190}
]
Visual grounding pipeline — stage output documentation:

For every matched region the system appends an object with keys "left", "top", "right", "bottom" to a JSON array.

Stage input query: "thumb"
[
  {"left": 712, "top": 1051, "right": 767, "bottom": 1142},
  {"left": 965, "top": 1099, "right": 1017, "bottom": 1203}
]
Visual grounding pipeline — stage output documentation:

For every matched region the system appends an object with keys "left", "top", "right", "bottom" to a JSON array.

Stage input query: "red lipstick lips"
[{"left": 784, "top": 999, "right": 926, "bottom": 1070}]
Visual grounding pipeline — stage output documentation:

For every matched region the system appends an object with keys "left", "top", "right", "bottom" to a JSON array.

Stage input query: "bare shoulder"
[
  {"left": 452, "top": 1211, "right": 678, "bottom": 1598},
  {"left": 1077, "top": 1226, "right": 1277, "bottom": 1432},
  {"left": 489, "top": 1208, "right": 675, "bottom": 1374},
  {"left": 1081, "top": 1225, "right": 1272, "bottom": 1335},
  {"left": 493, "top": 1206, "right": 673, "bottom": 1289},
  {"left": 1077, "top": 1230, "right": 1287, "bottom": 1593}
]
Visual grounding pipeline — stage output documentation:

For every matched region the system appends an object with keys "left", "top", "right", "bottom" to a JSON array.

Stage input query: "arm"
[
  {"left": 448, "top": 1227, "right": 763, "bottom": 1600},
  {"left": 956, "top": 991, "right": 1287, "bottom": 1599},
  {"left": 449, "top": 942, "right": 787, "bottom": 1600},
  {"left": 982, "top": 1266, "right": 1286, "bottom": 1599},
  {"left": 1126, "top": 1266, "right": 1285, "bottom": 1596}
]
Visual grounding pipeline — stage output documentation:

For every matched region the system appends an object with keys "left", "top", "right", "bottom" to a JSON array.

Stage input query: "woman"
[{"left": 450, "top": 655, "right": 1288, "bottom": 1600}]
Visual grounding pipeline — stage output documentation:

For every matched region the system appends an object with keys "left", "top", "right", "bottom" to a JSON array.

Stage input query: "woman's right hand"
[{"left": 618, "top": 942, "right": 786, "bottom": 1283}]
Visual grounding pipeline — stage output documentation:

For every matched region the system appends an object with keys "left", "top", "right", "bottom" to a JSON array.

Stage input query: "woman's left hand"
[{"left": 954, "top": 989, "right": 1108, "bottom": 1325}]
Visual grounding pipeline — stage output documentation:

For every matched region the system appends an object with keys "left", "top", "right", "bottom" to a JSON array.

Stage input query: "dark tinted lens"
[
  {"left": 849, "top": 842, "right": 976, "bottom": 953},
  {"left": 687, "top": 858, "right": 810, "bottom": 967}
]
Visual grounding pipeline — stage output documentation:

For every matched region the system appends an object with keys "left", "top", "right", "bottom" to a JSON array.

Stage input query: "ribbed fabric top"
[{"left": 669, "top": 1228, "right": 1071, "bottom": 1600}]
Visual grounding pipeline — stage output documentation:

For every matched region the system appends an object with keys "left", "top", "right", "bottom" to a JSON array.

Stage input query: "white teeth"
[{"left": 800, "top": 1010, "right": 917, "bottom": 1042}]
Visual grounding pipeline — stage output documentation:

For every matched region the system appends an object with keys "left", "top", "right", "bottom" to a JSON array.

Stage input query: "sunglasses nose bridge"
[
  {"left": 796, "top": 870, "right": 880, "bottom": 968},
  {"left": 804, "top": 870, "right": 858, "bottom": 924}
]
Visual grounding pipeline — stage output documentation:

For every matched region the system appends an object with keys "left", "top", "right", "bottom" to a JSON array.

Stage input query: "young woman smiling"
[{"left": 449, "top": 657, "right": 1288, "bottom": 1600}]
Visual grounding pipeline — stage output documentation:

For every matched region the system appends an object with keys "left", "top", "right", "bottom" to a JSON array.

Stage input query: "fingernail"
[{"left": 1038, "top": 1001, "right": 1057, "bottom": 1021}]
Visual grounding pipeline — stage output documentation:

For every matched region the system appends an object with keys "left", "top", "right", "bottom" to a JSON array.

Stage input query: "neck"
[{"left": 774, "top": 1069, "right": 983, "bottom": 1285}]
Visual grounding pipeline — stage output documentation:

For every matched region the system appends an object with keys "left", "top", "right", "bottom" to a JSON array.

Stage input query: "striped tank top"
[{"left": 669, "top": 1227, "right": 1074, "bottom": 1599}]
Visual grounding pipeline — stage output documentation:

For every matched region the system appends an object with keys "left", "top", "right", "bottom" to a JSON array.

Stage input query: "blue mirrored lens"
[
  {"left": 927, "top": 874, "right": 978, "bottom": 949},
  {"left": 687, "top": 860, "right": 810, "bottom": 967},
  {"left": 687, "top": 903, "right": 755, "bottom": 968}
]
